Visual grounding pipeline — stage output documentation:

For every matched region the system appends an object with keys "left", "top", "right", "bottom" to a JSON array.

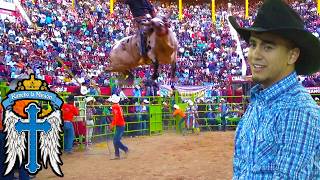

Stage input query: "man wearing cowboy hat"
[
  {"left": 219, "top": 98, "right": 228, "bottom": 131},
  {"left": 172, "top": 104, "right": 186, "bottom": 134},
  {"left": 315, "top": 97, "right": 320, "bottom": 106},
  {"left": 185, "top": 100, "right": 199, "bottom": 130},
  {"left": 230, "top": 0, "right": 320, "bottom": 178},
  {"left": 140, "top": 99, "right": 150, "bottom": 135},
  {"left": 109, "top": 94, "right": 129, "bottom": 160},
  {"left": 85, "top": 96, "right": 96, "bottom": 145}
]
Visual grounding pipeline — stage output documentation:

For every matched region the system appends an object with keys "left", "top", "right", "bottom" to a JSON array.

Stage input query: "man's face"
[{"left": 248, "top": 32, "right": 298, "bottom": 88}]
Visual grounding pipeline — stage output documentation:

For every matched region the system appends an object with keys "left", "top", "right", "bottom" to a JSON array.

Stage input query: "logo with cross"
[
  {"left": 16, "top": 103, "right": 51, "bottom": 174},
  {"left": 1, "top": 74, "right": 64, "bottom": 177}
]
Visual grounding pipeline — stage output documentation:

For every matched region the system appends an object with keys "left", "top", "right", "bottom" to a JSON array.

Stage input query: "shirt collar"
[{"left": 250, "top": 72, "right": 299, "bottom": 103}]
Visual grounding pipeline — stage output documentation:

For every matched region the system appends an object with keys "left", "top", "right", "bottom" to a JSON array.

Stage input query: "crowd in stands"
[{"left": 0, "top": 0, "right": 319, "bottom": 93}]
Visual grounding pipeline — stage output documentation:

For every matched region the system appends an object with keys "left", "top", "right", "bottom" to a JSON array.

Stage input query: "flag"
[
  {"left": 241, "top": 58, "right": 247, "bottom": 77},
  {"left": 110, "top": 0, "right": 114, "bottom": 14},
  {"left": 245, "top": 0, "right": 249, "bottom": 19},
  {"left": 212, "top": 0, "right": 216, "bottom": 23},
  {"left": 318, "top": 0, "right": 320, "bottom": 15},
  {"left": 179, "top": 0, "right": 183, "bottom": 20}
]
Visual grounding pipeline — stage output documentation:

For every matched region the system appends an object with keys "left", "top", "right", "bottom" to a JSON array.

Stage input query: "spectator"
[
  {"left": 219, "top": 98, "right": 228, "bottom": 131},
  {"left": 172, "top": 104, "right": 186, "bottom": 133},
  {"left": 186, "top": 100, "right": 199, "bottom": 130},
  {"left": 139, "top": 99, "right": 149, "bottom": 135},
  {"left": 109, "top": 94, "right": 129, "bottom": 160},
  {"left": 61, "top": 95, "right": 79, "bottom": 153},
  {"left": 85, "top": 96, "right": 96, "bottom": 145}
]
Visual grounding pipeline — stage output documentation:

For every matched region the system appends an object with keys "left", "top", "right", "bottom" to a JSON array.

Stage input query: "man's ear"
[{"left": 288, "top": 48, "right": 300, "bottom": 65}]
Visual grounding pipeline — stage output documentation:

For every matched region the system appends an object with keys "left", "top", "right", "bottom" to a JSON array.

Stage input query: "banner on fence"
[
  {"left": 306, "top": 87, "right": 320, "bottom": 94},
  {"left": 159, "top": 85, "right": 210, "bottom": 100}
]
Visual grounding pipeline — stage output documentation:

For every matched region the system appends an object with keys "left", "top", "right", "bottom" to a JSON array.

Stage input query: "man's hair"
[{"left": 66, "top": 95, "right": 74, "bottom": 103}]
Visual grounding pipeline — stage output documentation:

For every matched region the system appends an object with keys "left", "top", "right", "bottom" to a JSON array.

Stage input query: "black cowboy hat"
[
  {"left": 66, "top": 95, "right": 75, "bottom": 103},
  {"left": 229, "top": 0, "right": 320, "bottom": 75}
]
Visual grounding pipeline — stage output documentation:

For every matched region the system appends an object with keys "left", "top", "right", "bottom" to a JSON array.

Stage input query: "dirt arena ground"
[{"left": 37, "top": 131, "right": 235, "bottom": 180}]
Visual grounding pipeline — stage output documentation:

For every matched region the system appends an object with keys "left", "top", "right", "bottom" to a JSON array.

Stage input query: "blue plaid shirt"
[{"left": 233, "top": 72, "right": 320, "bottom": 179}]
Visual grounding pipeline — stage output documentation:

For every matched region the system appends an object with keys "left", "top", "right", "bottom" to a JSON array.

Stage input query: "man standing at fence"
[
  {"left": 109, "top": 94, "right": 129, "bottom": 160},
  {"left": 229, "top": 0, "right": 320, "bottom": 178},
  {"left": 140, "top": 99, "right": 149, "bottom": 135},
  {"left": 61, "top": 95, "right": 79, "bottom": 154},
  {"left": 85, "top": 96, "right": 96, "bottom": 145},
  {"left": 186, "top": 100, "right": 199, "bottom": 130},
  {"left": 219, "top": 98, "right": 228, "bottom": 131},
  {"left": 315, "top": 97, "right": 320, "bottom": 106},
  {"left": 172, "top": 104, "right": 186, "bottom": 134}
]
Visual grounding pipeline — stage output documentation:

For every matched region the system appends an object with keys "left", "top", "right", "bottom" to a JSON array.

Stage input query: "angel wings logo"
[{"left": 1, "top": 74, "right": 64, "bottom": 177}]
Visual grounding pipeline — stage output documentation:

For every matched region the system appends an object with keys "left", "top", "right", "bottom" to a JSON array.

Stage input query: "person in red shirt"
[
  {"left": 109, "top": 94, "right": 129, "bottom": 160},
  {"left": 61, "top": 95, "right": 79, "bottom": 153}
]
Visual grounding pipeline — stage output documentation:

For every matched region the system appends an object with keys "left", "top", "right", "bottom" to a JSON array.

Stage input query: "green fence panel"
[
  {"left": 0, "top": 85, "right": 10, "bottom": 98},
  {"left": 215, "top": 117, "right": 241, "bottom": 126},
  {"left": 149, "top": 105, "right": 162, "bottom": 134}
]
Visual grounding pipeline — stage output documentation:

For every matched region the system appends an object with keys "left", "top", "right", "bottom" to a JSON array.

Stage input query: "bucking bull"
[{"left": 106, "top": 13, "right": 178, "bottom": 81}]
